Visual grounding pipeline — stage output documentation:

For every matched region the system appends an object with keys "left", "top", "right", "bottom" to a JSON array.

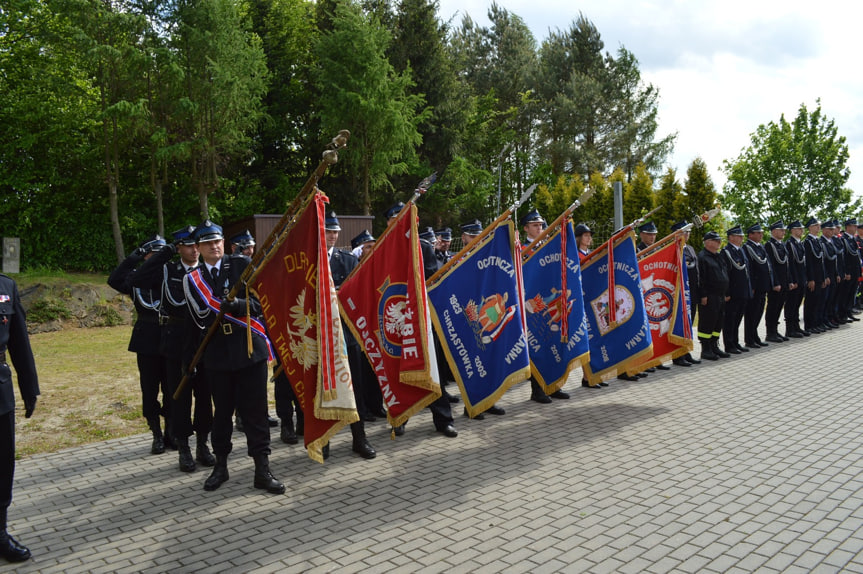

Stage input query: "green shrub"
[{"left": 27, "top": 298, "right": 72, "bottom": 323}]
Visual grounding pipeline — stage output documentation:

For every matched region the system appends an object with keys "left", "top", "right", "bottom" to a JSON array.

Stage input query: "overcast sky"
[{"left": 435, "top": 0, "right": 863, "bottom": 198}]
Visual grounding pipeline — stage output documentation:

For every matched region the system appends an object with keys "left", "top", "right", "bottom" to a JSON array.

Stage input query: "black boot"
[
  {"left": 280, "top": 421, "right": 298, "bottom": 445},
  {"left": 196, "top": 433, "right": 216, "bottom": 467},
  {"left": 163, "top": 417, "right": 177, "bottom": 451},
  {"left": 204, "top": 455, "right": 229, "bottom": 491},
  {"left": 350, "top": 421, "right": 376, "bottom": 459},
  {"left": 147, "top": 417, "right": 165, "bottom": 454},
  {"left": 177, "top": 437, "right": 196, "bottom": 473},
  {"left": 253, "top": 454, "right": 285, "bottom": 494},
  {"left": 700, "top": 340, "right": 718, "bottom": 361},
  {"left": 0, "top": 509, "right": 31, "bottom": 563}
]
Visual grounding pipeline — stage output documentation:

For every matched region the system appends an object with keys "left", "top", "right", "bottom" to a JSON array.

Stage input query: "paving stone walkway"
[{"left": 3, "top": 322, "right": 863, "bottom": 573}]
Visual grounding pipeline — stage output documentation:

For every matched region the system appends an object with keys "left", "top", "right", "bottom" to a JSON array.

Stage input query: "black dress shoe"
[
  {"left": 445, "top": 392, "right": 460, "bottom": 403},
  {"left": 655, "top": 364, "right": 671, "bottom": 370},
  {"left": 685, "top": 353, "right": 702, "bottom": 365},
  {"left": 800, "top": 329, "right": 811, "bottom": 336},
  {"left": 437, "top": 424, "right": 458, "bottom": 437},
  {"left": 726, "top": 347, "right": 742, "bottom": 355},
  {"left": 0, "top": 531, "right": 31, "bottom": 563},
  {"left": 582, "top": 380, "right": 600, "bottom": 388},
  {"left": 786, "top": 331, "right": 803, "bottom": 339},
  {"left": 550, "top": 390, "right": 570, "bottom": 399},
  {"left": 531, "top": 393, "right": 552, "bottom": 404},
  {"left": 765, "top": 334, "right": 784, "bottom": 343},
  {"left": 635, "top": 372, "right": 648, "bottom": 378},
  {"left": 393, "top": 424, "right": 405, "bottom": 436},
  {"left": 280, "top": 424, "right": 298, "bottom": 445},
  {"left": 618, "top": 373, "right": 639, "bottom": 381},
  {"left": 736, "top": 344, "right": 750, "bottom": 352},
  {"left": 464, "top": 408, "right": 485, "bottom": 420},
  {"left": 672, "top": 358, "right": 692, "bottom": 367},
  {"left": 267, "top": 415, "right": 279, "bottom": 428},
  {"left": 487, "top": 405, "right": 506, "bottom": 415},
  {"left": 755, "top": 339, "right": 768, "bottom": 347},
  {"left": 780, "top": 334, "right": 789, "bottom": 341},
  {"left": 352, "top": 438, "right": 377, "bottom": 459},
  {"left": 645, "top": 367, "right": 656, "bottom": 373},
  {"left": 598, "top": 381, "right": 609, "bottom": 387}
]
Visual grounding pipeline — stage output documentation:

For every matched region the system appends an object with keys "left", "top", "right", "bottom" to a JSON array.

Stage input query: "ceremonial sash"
[
  {"left": 187, "top": 269, "right": 274, "bottom": 361},
  {"left": 339, "top": 203, "right": 441, "bottom": 428},
  {"left": 581, "top": 231, "right": 653, "bottom": 384},
  {"left": 521, "top": 220, "right": 590, "bottom": 393},
  {"left": 627, "top": 234, "right": 694, "bottom": 373},
  {"left": 253, "top": 193, "right": 357, "bottom": 463},
  {"left": 427, "top": 220, "right": 531, "bottom": 417}
]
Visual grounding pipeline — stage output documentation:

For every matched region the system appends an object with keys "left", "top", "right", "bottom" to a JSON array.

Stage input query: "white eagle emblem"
[{"left": 287, "top": 289, "right": 318, "bottom": 369}]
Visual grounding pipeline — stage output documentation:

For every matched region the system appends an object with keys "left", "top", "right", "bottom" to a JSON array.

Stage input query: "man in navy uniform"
[
  {"left": 108, "top": 235, "right": 174, "bottom": 454},
  {"left": 819, "top": 219, "right": 842, "bottom": 329},
  {"left": 0, "top": 274, "right": 39, "bottom": 563},
  {"left": 322, "top": 212, "right": 377, "bottom": 459},
  {"left": 803, "top": 218, "right": 828, "bottom": 333},
  {"left": 764, "top": 221, "right": 791, "bottom": 343},
  {"left": 838, "top": 219, "right": 862, "bottom": 322},
  {"left": 184, "top": 220, "right": 284, "bottom": 494},
  {"left": 434, "top": 227, "right": 454, "bottom": 264},
  {"left": 743, "top": 222, "right": 777, "bottom": 348},
  {"left": 721, "top": 225, "right": 752, "bottom": 355},
  {"left": 520, "top": 209, "right": 573, "bottom": 399},
  {"left": 229, "top": 229, "right": 255, "bottom": 258},
  {"left": 129, "top": 225, "right": 215, "bottom": 473},
  {"left": 636, "top": 221, "right": 658, "bottom": 251},
  {"left": 784, "top": 220, "right": 808, "bottom": 337}
]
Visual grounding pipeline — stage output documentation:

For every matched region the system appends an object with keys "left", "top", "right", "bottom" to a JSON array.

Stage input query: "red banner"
[
  {"left": 339, "top": 203, "right": 441, "bottom": 427},
  {"left": 253, "top": 193, "right": 358, "bottom": 463},
  {"left": 628, "top": 234, "right": 693, "bottom": 373}
]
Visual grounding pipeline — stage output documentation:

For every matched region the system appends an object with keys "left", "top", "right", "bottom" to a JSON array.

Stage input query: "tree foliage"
[{"left": 721, "top": 100, "right": 859, "bottom": 225}]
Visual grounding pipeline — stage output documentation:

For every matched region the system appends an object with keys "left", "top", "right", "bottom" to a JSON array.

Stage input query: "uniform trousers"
[
  {"left": 764, "top": 290, "right": 786, "bottom": 335},
  {"left": 723, "top": 297, "right": 746, "bottom": 349},
  {"left": 784, "top": 287, "right": 804, "bottom": 332},
  {"left": 0, "top": 411, "right": 14, "bottom": 509},
  {"left": 208, "top": 360, "right": 270, "bottom": 457},
  {"left": 697, "top": 295, "right": 725, "bottom": 341},
  {"left": 165, "top": 357, "right": 212, "bottom": 439},
  {"left": 804, "top": 283, "right": 824, "bottom": 330},
  {"left": 744, "top": 291, "right": 767, "bottom": 344},
  {"left": 137, "top": 353, "right": 169, "bottom": 422},
  {"left": 821, "top": 281, "right": 837, "bottom": 324}
]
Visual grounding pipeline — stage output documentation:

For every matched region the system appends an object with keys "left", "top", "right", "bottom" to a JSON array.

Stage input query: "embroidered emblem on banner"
[
  {"left": 377, "top": 278, "right": 410, "bottom": 358},
  {"left": 286, "top": 289, "right": 318, "bottom": 369},
  {"left": 526, "top": 288, "right": 574, "bottom": 333},
  {"left": 591, "top": 285, "right": 635, "bottom": 336},
  {"left": 464, "top": 292, "right": 516, "bottom": 346}
]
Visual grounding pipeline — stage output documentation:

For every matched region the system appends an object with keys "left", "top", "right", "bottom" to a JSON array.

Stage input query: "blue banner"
[
  {"left": 522, "top": 220, "right": 590, "bottom": 393},
  {"left": 427, "top": 220, "right": 531, "bottom": 416},
  {"left": 581, "top": 231, "right": 653, "bottom": 383}
]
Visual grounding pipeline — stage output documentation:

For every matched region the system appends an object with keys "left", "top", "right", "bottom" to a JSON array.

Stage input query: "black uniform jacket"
[
  {"left": 804, "top": 234, "right": 826, "bottom": 284},
  {"left": 129, "top": 247, "right": 199, "bottom": 362},
  {"left": 108, "top": 252, "right": 162, "bottom": 355},
  {"left": 721, "top": 244, "right": 751, "bottom": 300},
  {"left": 766, "top": 237, "right": 790, "bottom": 290},
  {"left": 0, "top": 274, "right": 39, "bottom": 416},
  {"left": 184, "top": 254, "right": 269, "bottom": 371},
  {"left": 785, "top": 237, "right": 807, "bottom": 287},
  {"left": 697, "top": 249, "right": 729, "bottom": 297},
  {"left": 744, "top": 239, "right": 774, "bottom": 293}
]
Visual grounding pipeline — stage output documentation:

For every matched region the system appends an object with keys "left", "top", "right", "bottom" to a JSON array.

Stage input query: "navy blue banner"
[
  {"left": 427, "top": 220, "right": 531, "bottom": 416},
  {"left": 522, "top": 220, "right": 590, "bottom": 393},
  {"left": 581, "top": 232, "right": 652, "bottom": 383}
]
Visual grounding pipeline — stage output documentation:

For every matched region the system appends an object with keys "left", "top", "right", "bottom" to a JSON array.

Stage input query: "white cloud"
[{"left": 437, "top": 0, "right": 863, "bottom": 199}]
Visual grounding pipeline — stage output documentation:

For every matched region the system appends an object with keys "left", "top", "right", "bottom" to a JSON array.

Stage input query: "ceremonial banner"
[
  {"left": 581, "top": 231, "right": 653, "bottom": 384},
  {"left": 253, "top": 193, "right": 358, "bottom": 463},
  {"left": 522, "top": 220, "right": 590, "bottom": 394},
  {"left": 339, "top": 204, "right": 441, "bottom": 428},
  {"left": 427, "top": 220, "right": 531, "bottom": 417},
  {"left": 627, "top": 235, "right": 694, "bottom": 373}
]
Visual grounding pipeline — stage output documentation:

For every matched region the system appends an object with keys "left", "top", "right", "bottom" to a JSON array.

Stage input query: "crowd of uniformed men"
[{"left": 1, "top": 204, "right": 861, "bottom": 563}]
